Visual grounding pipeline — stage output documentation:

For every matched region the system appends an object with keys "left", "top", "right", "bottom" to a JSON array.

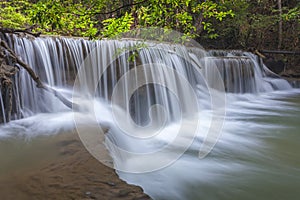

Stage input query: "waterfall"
[
  {"left": 0, "top": 34, "right": 294, "bottom": 123},
  {"left": 0, "top": 87, "right": 6, "bottom": 123},
  {"left": 204, "top": 50, "right": 292, "bottom": 93},
  {"left": 1, "top": 33, "right": 300, "bottom": 200}
]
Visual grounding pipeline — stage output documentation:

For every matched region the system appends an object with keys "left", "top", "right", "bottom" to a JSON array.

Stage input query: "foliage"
[
  {"left": 0, "top": 1, "right": 31, "bottom": 29},
  {"left": 0, "top": 0, "right": 298, "bottom": 51},
  {"left": 208, "top": 0, "right": 299, "bottom": 50},
  {"left": 282, "top": 4, "right": 300, "bottom": 22},
  {"left": 101, "top": 12, "right": 134, "bottom": 38},
  {"left": 101, "top": 0, "right": 234, "bottom": 40},
  {"left": 27, "top": 0, "right": 98, "bottom": 37},
  {"left": 114, "top": 42, "right": 148, "bottom": 62}
]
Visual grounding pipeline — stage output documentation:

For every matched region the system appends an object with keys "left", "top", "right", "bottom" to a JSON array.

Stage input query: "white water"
[
  {"left": 118, "top": 90, "right": 300, "bottom": 200},
  {"left": 1, "top": 35, "right": 293, "bottom": 121},
  {"left": 0, "top": 35, "right": 299, "bottom": 199}
]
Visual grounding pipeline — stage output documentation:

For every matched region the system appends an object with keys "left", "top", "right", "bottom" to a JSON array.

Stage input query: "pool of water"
[{"left": 0, "top": 89, "right": 299, "bottom": 200}]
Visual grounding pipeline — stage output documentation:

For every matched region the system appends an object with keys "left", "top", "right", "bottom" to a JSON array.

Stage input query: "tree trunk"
[{"left": 278, "top": 0, "right": 283, "bottom": 49}]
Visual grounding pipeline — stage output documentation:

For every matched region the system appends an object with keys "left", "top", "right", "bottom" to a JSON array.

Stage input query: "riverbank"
[{"left": 0, "top": 131, "right": 151, "bottom": 200}]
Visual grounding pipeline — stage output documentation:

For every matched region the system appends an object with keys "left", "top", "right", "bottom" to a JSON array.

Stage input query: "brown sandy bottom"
[{"left": 0, "top": 131, "right": 151, "bottom": 200}]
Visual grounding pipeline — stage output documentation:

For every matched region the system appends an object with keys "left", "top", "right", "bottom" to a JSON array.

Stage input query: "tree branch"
[
  {"left": 0, "top": 39, "right": 77, "bottom": 110},
  {"left": 259, "top": 49, "right": 300, "bottom": 55},
  {"left": 94, "top": 0, "right": 148, "bottom": 15},
  {"left": 0, "top": 27, "right": 41, "bottom": 37},
  {"left": 0, "top": 39, "right": 43, "bottom": 87}
]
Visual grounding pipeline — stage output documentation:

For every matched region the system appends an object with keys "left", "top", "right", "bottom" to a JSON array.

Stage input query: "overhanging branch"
[
  {"left": 0, "top": 27, "right": 41, "bottom": 37},
  {"left": 94, "top": 0, "right": 148, "bottom": 15},
  {"left": 0, "top": 38, "right": 77, "bottom": 110}
]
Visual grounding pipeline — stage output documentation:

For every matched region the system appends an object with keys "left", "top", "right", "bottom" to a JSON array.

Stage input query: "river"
[
  {"left": 0, "top": 34, "right": 299, "bottom": 199},
  {"left": 0, "top": 89, "right": 299, "bottom": 199}
]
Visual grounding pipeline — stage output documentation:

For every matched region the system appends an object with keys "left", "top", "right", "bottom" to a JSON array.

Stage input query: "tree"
[
  {"left": 209, "top": 0, "right": 299, "bottom": 50},
  {"left": 0, "top": 1, "right": 31, "bottom": 29},
  {"left": 0, "top": 0, "right": 298, "bottom": 51},
  {"left": 278, "top": 0, "right": 282, "bottom": 49},
  {"left": 100, "top": 0, "right": 234, "bottom": 40},
  {"left": 28, "top": 0, "right": 99, "bottom": 37}
]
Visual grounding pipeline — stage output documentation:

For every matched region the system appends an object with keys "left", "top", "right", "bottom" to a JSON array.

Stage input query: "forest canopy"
[{"left": 0, "top": 0, "right": 299, "bottom": 50}]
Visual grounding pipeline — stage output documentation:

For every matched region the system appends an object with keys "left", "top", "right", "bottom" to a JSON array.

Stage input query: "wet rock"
[
  {"left": 57, "top": 139, "right": 79, "bottom": 147},
  {"left": 85, "top": 191, "right": 96, "bottom": 199},
  {"left": 264, "top": 57, "right": 285, "bottom": 74},
  {"left": 107, "top": 181, "right": 116, "bottom": 186},
  {"left": 118, "top": 189, "right": 132, "bottom": 197}
]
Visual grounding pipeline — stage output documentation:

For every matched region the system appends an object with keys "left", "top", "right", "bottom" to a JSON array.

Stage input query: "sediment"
[{"left": 0, "top": 132, "right": 151, "bottom": 200}]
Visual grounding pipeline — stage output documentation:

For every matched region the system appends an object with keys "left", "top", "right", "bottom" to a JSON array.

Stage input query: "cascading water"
[
  {"left": 0, "top": 34, "right": 299, "bottom": 199},
  {"left": 0, "top": 87, "right": 6, "bottom": 123},
  {"left": 0, "top": 34, "right": 293, "bottom": 120}
]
